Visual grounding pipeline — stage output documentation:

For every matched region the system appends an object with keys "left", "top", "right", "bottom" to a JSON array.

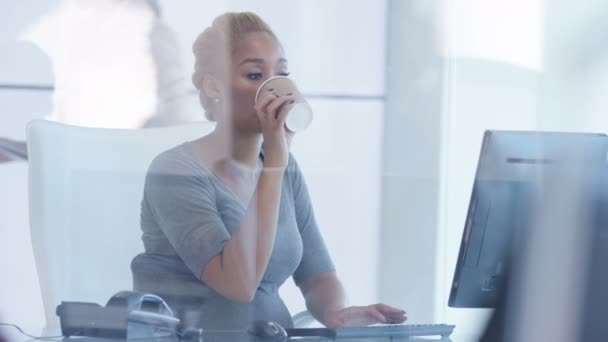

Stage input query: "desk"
[
  {"left": 10, "top": 337, "right": 456, "bottom": 342},
  {"left": 1, "top": 327, "right": 483, "bottom": 342}
]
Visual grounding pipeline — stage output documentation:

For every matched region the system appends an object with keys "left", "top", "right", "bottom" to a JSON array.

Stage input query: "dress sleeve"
[
  {"left": 289, "top": 155, "right": 336, "bottom": 285},
  {"left": 143, "top": 153, "right": 231, "bottom": 279}
]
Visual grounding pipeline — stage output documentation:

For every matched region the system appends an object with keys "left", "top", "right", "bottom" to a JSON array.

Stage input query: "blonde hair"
[{"left": 192, "top": 12, "right": 279, "bottom": 121}]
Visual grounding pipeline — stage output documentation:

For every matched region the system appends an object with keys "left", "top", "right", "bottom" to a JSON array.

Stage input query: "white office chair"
[{"left": 26, "top": 119, "right": 214, "bottom": 330}]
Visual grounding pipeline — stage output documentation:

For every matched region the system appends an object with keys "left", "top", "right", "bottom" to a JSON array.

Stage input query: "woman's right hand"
[
  {"left": 254, "top": 92, "right": 296, "bottom": 169},
  {"left": 324, "top": 304, "right": 407, "bottom": 328}
]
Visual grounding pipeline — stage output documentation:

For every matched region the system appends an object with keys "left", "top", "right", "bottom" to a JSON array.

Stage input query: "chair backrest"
[{"left": 26, "top": 119, "right": 214, "bottom": 329}]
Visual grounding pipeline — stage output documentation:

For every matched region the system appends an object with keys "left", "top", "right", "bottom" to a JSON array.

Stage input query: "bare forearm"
[
  {"left": 302, "top": 273, "right": 347, "bottom": 326},
  {"left": 211, "top": 169, "right": 285, "bottom": 299},
  {"left": 228, "top": 170, "right": 284, "bottom": 277}
]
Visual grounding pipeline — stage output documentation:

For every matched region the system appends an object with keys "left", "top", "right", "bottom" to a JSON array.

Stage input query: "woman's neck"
[{"left": 213, "top": 123, "right": 262, "bottom": 168}]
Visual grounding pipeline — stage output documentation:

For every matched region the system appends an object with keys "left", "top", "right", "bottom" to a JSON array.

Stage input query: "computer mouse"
[{"left": 247, "top": 320, "right": 288, "bottom": 340}]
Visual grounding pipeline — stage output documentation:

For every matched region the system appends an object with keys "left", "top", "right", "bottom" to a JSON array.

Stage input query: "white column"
[{"left": 380, "top": 0, "right": 446, "bottom": 323}]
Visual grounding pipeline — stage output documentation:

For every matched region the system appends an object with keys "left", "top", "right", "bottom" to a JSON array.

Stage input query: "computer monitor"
[{"left": 448, "top": 130, "right": 607, "bottom": 308}]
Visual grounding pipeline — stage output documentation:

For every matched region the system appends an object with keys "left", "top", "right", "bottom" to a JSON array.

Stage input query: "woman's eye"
[
  {"left": 279, "top": 72, "right": 291, "bottom": 77},
  {"left": 247, "top": 73, "right": 263, "bottom": 80}
]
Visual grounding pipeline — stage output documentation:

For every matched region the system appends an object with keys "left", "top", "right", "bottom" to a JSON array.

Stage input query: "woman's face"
[{"left": 224, "top": 31, "right": 289, "bottom": 133}]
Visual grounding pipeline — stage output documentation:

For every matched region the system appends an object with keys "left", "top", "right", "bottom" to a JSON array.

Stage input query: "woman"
[{"left": 131, "top": 12, "right": 407, "bottom": 330}]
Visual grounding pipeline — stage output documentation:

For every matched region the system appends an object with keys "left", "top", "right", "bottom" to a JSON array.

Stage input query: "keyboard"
[{"left": 286, "top": 323, "right": 456, "bottom": 339}]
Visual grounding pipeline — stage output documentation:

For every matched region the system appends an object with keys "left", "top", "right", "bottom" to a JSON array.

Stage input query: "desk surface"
[
  {"left": 10, "top": 337, "right": 458, "bottom": 342},
  {"left": 1, "top": 327, "right": 481, "bottom": 342}
]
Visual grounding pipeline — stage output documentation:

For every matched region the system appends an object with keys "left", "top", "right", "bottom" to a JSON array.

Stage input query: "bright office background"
[{"left": 2, "top": 0, "right": 608, "bottom": 338}]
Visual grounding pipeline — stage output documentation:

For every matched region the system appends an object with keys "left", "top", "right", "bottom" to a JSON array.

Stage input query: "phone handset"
[{"left": 106, "top": 291, "right": 180, "bottom": 338}]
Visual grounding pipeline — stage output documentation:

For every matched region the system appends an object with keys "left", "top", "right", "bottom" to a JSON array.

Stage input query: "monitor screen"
[{"left": 448, "top": 130, "right": 607, "bottom": 308}]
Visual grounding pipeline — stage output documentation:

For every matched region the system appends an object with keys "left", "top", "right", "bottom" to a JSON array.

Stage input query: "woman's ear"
[{"left": 202, "top": 74, "right": 222, "bottom": 99}]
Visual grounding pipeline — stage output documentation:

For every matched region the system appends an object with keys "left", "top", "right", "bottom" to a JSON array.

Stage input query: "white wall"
[
  {"left": 538, "top": 0, "right": 608, "bottom": 132},
  {"left": 447, "top": 0, "right": 543, "bottom": 70},
  {"left": 158, "top": 0, "right": 387, "bottom": 96},
  {"left": 380, "top": 0, "right": 445, "bottom": 324},
  {"left": 0, "top": 1, "right": 55, "bottom": 85}
]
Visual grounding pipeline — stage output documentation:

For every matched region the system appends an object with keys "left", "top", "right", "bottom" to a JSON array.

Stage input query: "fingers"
[
  {"left": 373, "top": 303, "right": 407, "bottom": 323},
  {"left": 254, "top": 92, "right": 277, "bottom": 118},
  {"left": 385, "top": 312, "right": 407, "bottom": 324},
  {"left": 368, "top": 307, "right": 388, "bottom": 324},
  {"left": 324, "top": 314, "right": 346, "bottom": 328},
  {"left": 375, "top": 303, "right": 406, "bottom": 315},
  {"left": 255, "top": 92, "right": 295, "bottom": 124},
  {"left": 336, "top": 305, "right": 407, "bottom": 328},
  {"left": 267, "top": 95, "right": 295, "bottom": 121}
]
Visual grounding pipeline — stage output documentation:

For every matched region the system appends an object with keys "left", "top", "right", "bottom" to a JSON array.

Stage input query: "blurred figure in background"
[{"left": 0, "top": 0, "right": 199, "bottom": 163}]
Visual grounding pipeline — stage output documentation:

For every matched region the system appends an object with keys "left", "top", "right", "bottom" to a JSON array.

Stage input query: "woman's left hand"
[{"left": 324, "top": 303, "right": 407, "bottom": 328}]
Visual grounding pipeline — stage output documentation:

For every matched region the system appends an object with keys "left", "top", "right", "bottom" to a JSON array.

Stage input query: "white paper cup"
[{"left": 254, "top": 76, "right": 313, "bottom": 133}]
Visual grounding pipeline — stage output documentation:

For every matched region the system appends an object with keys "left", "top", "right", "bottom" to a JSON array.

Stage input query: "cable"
[{"left": 0, "top": 323, "right": 64, "bottom": 341}]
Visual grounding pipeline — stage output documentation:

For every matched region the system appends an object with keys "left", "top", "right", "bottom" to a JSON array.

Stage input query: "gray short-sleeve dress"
[{"left": 130, "top": 142, "right": 335, "bottom": 329}]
